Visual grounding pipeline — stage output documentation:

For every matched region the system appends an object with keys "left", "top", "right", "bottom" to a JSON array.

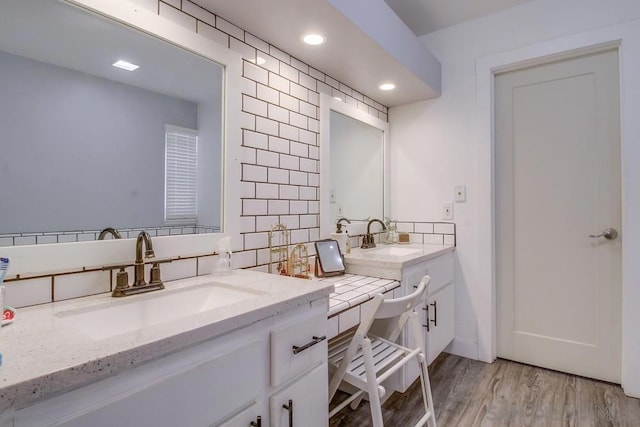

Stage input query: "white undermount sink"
[
  {"left": 363, "top": 246, "right": 423, "bottom": 257},
  {"left": 55, "top": 281, "right": 266, "bottom": 340}
]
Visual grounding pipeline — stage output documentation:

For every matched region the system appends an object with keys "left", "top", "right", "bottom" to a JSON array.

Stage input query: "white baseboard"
[{"left": 445, "top": 338, "right": 478, "bottom": 360}]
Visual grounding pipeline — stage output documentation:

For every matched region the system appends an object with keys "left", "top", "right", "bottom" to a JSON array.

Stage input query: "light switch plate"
[
  {"left": 443, "top": 203, "right": 454, "bottom": 220},
  {"left": 455, "top": 185, "right": 466, "bottom": 202}
]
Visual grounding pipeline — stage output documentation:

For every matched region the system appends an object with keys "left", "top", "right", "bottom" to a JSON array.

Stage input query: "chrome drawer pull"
[{"left": 292, "top": 335, "right": 326, "bottom": 354}]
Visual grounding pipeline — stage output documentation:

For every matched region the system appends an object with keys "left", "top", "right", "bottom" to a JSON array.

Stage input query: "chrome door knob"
[{"left": 589, "top": 228, "right": 618, "bottom": 240}]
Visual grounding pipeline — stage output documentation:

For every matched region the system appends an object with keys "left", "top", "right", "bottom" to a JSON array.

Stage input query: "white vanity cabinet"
[
  {"left": 400, "top": 252, "right": 455, "bottom": 389},
  {"left": 11, "top": 300, "right": 329, "bottom": 427}
]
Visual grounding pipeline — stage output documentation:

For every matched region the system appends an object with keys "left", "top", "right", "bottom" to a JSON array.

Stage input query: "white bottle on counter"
[{"left": 330, "top": 232, "right": 349, "bottom": 254}]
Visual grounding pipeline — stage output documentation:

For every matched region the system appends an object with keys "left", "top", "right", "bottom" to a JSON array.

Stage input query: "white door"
[{"left": 495, "top": 48, "right": 621, "bottom": 383}]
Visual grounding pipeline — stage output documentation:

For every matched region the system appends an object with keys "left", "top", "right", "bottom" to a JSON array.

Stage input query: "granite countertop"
[{"left": 0, "top": 270, "right": 333, "bottom": 412}]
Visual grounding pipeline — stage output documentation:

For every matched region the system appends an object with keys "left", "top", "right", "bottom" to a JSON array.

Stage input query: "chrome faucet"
[
  {"left": 361, "top": 219, "right": 386, "bottom": 249},
  {"left": 98, "top": 227, "right": 121, "bottom": 240},
  {"left": 134, "top": 231, "right": 155, "bottom": 287}
]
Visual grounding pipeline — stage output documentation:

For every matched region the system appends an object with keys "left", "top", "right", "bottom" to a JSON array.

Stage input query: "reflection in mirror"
[
  {"left": 0, "top": 0, "right": 224, "bottom": 244},
  {"left": 330, "top": 111, "right": 384, "bottom": 221},
  {"left": 320, "top": 94, "right": 389, "bottom": 238}
]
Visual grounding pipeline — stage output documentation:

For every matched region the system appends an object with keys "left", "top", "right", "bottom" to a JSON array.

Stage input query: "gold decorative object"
[
  {"left": 268, "top": 224, "right": 290, "bottom": 275},
  {"left": 288, "top": 243, "right": 311, "bottom": 279}
]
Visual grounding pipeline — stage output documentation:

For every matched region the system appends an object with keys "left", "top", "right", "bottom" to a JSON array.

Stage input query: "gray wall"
[{"left": 0, "top": 50, "right": 199, "bottom": 233}]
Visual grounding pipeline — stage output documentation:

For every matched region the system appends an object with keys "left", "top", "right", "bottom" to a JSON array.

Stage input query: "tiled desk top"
[{"left": 318, "top": 274, "right": 401, "bottom": 318}]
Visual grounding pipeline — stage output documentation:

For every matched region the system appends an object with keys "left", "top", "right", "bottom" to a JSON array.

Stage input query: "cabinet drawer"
[
  {"left": 270, "top": 363, "right": 328, "bottom": 427},
  {"left": 271, "top": 312, "right": 327, "bottom": 387}
]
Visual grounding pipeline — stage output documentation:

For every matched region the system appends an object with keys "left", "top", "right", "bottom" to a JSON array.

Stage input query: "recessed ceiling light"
[
  {"left": 112, "top": 60, "right": 139, "bottom": 71},
  {"left": 379, "top": 83, "right": 395, "bottom": 91},
  {"left": 302, "top": 33, "right": 325, "bottom": 45}
]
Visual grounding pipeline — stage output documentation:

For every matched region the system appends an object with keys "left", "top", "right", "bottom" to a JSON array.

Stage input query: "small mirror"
[
  {"left": 320, "top": 95, "right": 389, "bottom": 237},
  {"left": 314, "top": 239, "right": 345, "bottom": 277}
]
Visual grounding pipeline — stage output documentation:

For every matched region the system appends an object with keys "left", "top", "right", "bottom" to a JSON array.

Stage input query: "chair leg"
[
  {"left": 418, "top": 354, "right": 436, "bottom": 427},
  {"left": 362, "top": 337, "right": 384, "bottom": 427}
]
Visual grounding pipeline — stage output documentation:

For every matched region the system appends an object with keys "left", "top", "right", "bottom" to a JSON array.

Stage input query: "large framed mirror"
[
  {"left": 0, "top": 0, "right": 241, "bottom": 248},
  {"left": 319, "top": 94, "right": 390, "bottom": 237}
]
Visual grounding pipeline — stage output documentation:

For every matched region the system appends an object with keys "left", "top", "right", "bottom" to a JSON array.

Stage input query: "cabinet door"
[
  {"left": 426, "top": 282, "right": 455, "bottom": 364},
  {"left": 219, "top": 400, "right": 265, "bottom": 427},
  {"left": 270, "top": 363, "right": 328, "bottom": 427}
]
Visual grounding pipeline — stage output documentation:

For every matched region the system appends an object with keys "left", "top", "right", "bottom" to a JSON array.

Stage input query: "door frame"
[{"left": 475, "top": 22, "right": 640, "bottom": 397}]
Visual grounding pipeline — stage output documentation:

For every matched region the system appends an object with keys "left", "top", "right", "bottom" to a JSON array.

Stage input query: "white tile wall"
[{"left": 55, "top": 271, "right": 111, "bottom": 301}]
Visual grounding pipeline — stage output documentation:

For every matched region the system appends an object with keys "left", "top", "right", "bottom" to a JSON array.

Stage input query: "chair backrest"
[{"left": 355, "top": 276, "right": 430, "bottom": 340}]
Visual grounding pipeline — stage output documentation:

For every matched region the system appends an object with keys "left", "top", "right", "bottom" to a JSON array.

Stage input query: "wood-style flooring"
[{"left": 329, "top": 353, "right": 640, "bottom": 426}]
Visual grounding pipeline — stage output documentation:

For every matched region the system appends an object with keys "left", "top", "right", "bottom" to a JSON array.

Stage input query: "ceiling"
[
  {"left": 384, "top": 0, "right": 534, "bottom": 36},
  {"left": 195, "top": 0, "right": 533, "bottom": 107}
]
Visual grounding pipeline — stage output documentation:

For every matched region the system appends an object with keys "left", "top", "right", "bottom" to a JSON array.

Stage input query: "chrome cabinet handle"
[
  {"left": 292, "top": 335, "right": 326, "bottom": 354},
  {"left": 589, "top": 228, "right": 618, "bottom": 240},
  {"left": 282, "top": 399, "right": 293, "bottom": 427}
]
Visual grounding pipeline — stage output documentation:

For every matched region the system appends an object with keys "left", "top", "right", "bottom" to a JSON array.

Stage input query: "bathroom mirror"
[
  {"left": 0, "top": 0, "right": 241, "bottom": 246},
  {"left": 320, "top": 94, "right": 390, "bottom": 237}
]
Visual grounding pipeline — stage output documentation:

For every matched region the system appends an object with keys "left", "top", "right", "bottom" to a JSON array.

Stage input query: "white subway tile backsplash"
[
  {"left": 268, "top": 168, "right": 289, "bottom": 184},
  {"left": 245, "top": 32, "right": 269, "bottom": 53},
  {"left": 290, "top": 111, "right": 308, "bottom": 129},
  {"left": 299, "top": 101, "right": 317, "bottom": 119},
  {"left": 257, "top": 83, "right": 279, "bottom": 104},
  {"left": 415, "top": 223, "right": 434, "bottom": 233},
  {"left": 434, "top": 223, "right": 455, "bottom": 234},
  {"left": 243, "top": 164, "right": 268, "bottom": 182},
  {"left": 256, "top": 248, "right": 271, "bottom": 266},
  {"left": 255, "top": 117, "right": 279, "bottom": 136},
  {"left": 300, "top": 215, "right": 318, "bottom": 228},
  {"left": 243, "top": 95, "right": 268, "bottom": 116},
  {"left": 216, "top": 16, "right": 244, "bottom": 40},
  {"left": 244, "top": 232, "right": 269, "bottom": 250},
  {"left": 279, "top": 154, "right": 300, "bottom": 171},
  {"left": 279, "top": 93, "right": 299, "bottom": 112},
  {"left": 280, "top": 215, "right": 300, "bottom": 230},
  {"left": 290, "top": 200, "right": 308, "bottom": 215},
  {"left": 232, "top": 250, "right": 257, "bottom": 269},
  {"left": 240, "top": 111, "right": 256, "bottom": 131},
  {"left": 161, "top": 0, "right": 180, "bottom": 9},
  {"left": 240, "top": 216, "right": 256, "bottom": 233},
  {"left": 243, "top": 61, "right": 268, "bottom": 85},
  {"left": 243, "top": 199, "right": 268, "bottom": 216},
  {"left": 308, "top": 173, "right": 319, "bottom": 187},
  {"left": 309, "top": 228, "right": 320, "bottom": 242},
  {"left": 37, "top": 235, "right": 58, "bottom": 245},
  {"left": 444, "top": 234, "right": 456, "bottom": 245},
  {"left": 424, "top": 234, "right": 445, "bottom": 244},
  {"left": 240, "top": 146, "right": 256, "bottom": 164},
  {"left": 256, "top": 149, "right": 279, "bottom": 167},
  {"left": 308, "top": 201, "right": 320, "bottom": 214},
  {"left": 159, "top": 2, "right": 196, "bottom": 31},
  {"left": 299, "top": 129, "right": 316, "bottom": 145},
  {"left": 243, "top": 130, "right": 268, "bottom": 149},
  {"left": 268, "top": 136, "right": 290, "bottom": 154},
  {"left": 290, "top": 171, "right": 307, "bottom": 186},
  {"left": 183, "top": 1, "right": 216, "bottom": 26},
  {"left": 279, "top": 185, "right": 299, "bottom": 200},
  {"left": 269, "top": 72, "right": 289, "bottom": 93},
  {"left": 197, "top": 22, "right": 228, "bottom": 47},
  {"left": 241, "top": 181, "right": 256, "bottom": 198},
  {"left": 290, "top": 228, "right": 309, "bottom": 244},
  {"left": 5, "top": 277, "right": 51, "bottom": 308},
  {"left": 290, "top": 82, "right": 309, "bottom": 101},
  {"left": 326, "top": 75, "right": 340, "bottom": 89},
  {"left": 15, "top": 236, "right": 37, "bottom": 246},
  {"left": 279, "top": 62, "right": 299, "bottom": 83},
  {"left": 299, "top": 73, "right": 317, "bottom": 91},
  {"left": 279, "top": 123, "right": 299, "bottom": 141},
  {"left": 290, "top": 57, "right": 309, "bottom": 74},
  {"left": 268, "top": 200, "right": 289, "bottom": 215},
  {"left": 267, "top": 104, "right": 289, "bottom": 123},
  {"left": 308, "top": 91, "right": 319, "bottom": 106},
  {"left": 308, "top": 118, "right": 319, "bottom": 132},
  {"left": 0, "top": 237, "right": 14, "bottom": 247},
  {"left": 300, "top": 158, "right": 317, "bottom": 173},
  {"left": 242, "top": 77, "right": 257, "bottom": 97},
  {"left": 308, "top": 67, "right": 325, "bottom": 82},
  {"left": 308, "top": 146, "right": 319, "bottom": 160},
  {"left": 256, "top": 216, "right": 278, "bottom": 232},
  {"left": 299, "top": 186, "right": 316, "bottom": 200},
  {"left": 55, "top": 271, "right": 110, "bottom": 301},
  {"left": 256, "top": 183, "right": 279, "bottom": 199},
  {"left": 290, "top": 141, "right": 308, "bottom": 158},
  {"left": 345, "top": 96, "right": 358, "bottom": 108},
  {"left": 259, "top": 54, "right": 280, "bottom": 74},
  {"left": 269, "top": 45, "right": 290, "bottom": 63}
]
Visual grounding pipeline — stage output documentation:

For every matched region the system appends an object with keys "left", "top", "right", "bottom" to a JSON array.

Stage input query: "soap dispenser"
[{"left": 331, "top": 218, "right": 350, "bottom": 254}]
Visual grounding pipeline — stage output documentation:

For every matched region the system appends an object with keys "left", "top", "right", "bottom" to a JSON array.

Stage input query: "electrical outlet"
[
  {"left": 330, "top": 191, "right": 336, "bottom": 204},
  {"left": 443, "top": 203, "right": 454, "bottom": 220},
  {"left": 455, "top": 185, "right": 466, "bottom": 202},
  {"left": 337, "top": 205, "right": 343, "bottom": 216}
]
